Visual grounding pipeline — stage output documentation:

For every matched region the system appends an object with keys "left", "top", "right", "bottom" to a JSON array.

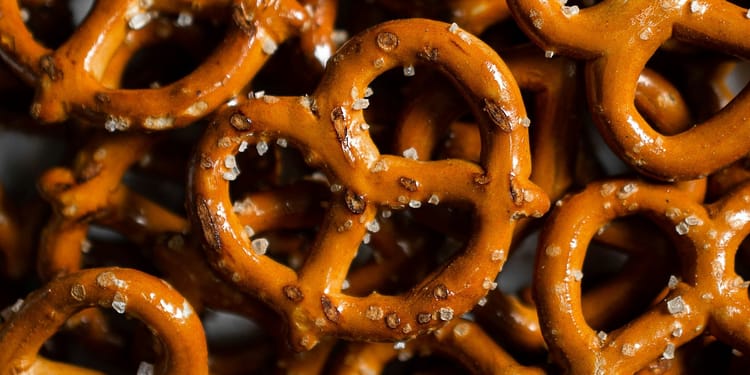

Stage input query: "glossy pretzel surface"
[
  {"left": 508, "top": 0, "right": 750, "bottom": 180},
  {"left": 2, "top": 0, "right": 750, "bottom": 373},
  {"left": 191, "top": 18, "right": 549, "bottom": 349}
]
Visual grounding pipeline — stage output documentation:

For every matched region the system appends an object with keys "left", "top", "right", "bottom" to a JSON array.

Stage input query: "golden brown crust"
[
  {"left": 190, "top": 18, "right": 549, "bottom": 349},
  {"left": 0, "top": 267, "right": 208, "bottom": 374},
  {"left": 507, "top": 0, "right": 750, "bottom": 180},
  {"left": 537, "top": 179, "right": 750, "bottom": 373}
]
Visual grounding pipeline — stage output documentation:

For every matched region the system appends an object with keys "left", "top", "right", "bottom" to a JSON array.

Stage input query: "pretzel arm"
[
  {"left": 98, "top": 185, "right": 189, "bottom": 236},
  {"left": 0, "top": 0, "right": 48, "bottom": 84},
  {"left": 233, "top": 180, "right": 328, "bottom": 233},
  {"left": 675, "top": 1, "right": 750, "bottom": 59},
  {"left": 474, "top": 291, "right": 547, "bottom": 354},
  {"left": 298, "top": 0, "right": 338, "bottom": 67},
  {"left": 393, "top": 82, "right": 466, "bottom": 161},
  {"left": 295, "top": 200, "right": 375, "bottom": 292},
  {"left": 36, "top": 134, "right": 154, "bottom": 279},
  {"left": 708, "top": 295, "right": 750, "bottom": 356},
  {"left": 506, "top": 0, "right": 618, "bottom": 58},
  {"left": 635, "top": 68, "right": 692, "bottom": 136},
  {"left": 451, "top": 0, "right": 511, "bottom": 34}
]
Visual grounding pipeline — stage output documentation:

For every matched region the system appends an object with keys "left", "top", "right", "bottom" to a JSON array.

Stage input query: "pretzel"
[
  {"left": 507, "top": 0, "right": 750, "bottom": 180},
  {"left": 191, "top": 18, "right": 549, "bottom": 349},
  {"left": 0, "top": 0, "right": 334, "bottom": 128},
  {"left": 536, "top": 179, "right": 750, "bottom": 373},
  {"left": 0, "top": 267, "right": 208, "bottom": 374}
]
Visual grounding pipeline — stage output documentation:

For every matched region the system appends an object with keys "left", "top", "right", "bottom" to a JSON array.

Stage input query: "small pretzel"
[
  {"left": 507, "top": 0, "right": 750, "bottom": 180},
  {"left": 0, "top": 267, "right": 208, "bottom": 374},
  {"left": 0, "top": 0, "right": 333, "bottom": 128},
  {"left": 536, "top": 179, "right": 750, "bottom": 373},
  {"left": 191, "top": 18, "right": 549, "bottom": 349}
]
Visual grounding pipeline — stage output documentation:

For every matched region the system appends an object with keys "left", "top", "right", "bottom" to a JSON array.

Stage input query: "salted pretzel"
[
  {"left": 535, "top": 179, "right": 750, "bottom": 373},
  {"left": 507, "top": 0, "right": 750, "bottom": 180},
  {"left": 0, "top": 0, "right": 335, "bottom": 128},
  {"left": 191, "top": 18, "right": 549, "bottom": 349},
  {"left": 0, "top": 267, "right": 208, "bottom": 374}
]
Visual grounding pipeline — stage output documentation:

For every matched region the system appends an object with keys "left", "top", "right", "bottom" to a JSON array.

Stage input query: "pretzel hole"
[
  {"left": 558, "top": 0, "right": 600, "bottom": 9},
  {"left": 478, "top": 15, "right": 531, "bottom": 49},
  {"left": 251, "top": 39, "right": 327, "bottom": 95},
  {"left": 734, "top": 238, "right": 750, "bottom": 284},
  {"left": 370, "top": 66, "right": 488, "bottom": 164},
  {"left": 358, "top": 67, "right": 421, "bottom": 153},
  {"left": 498, "top": 229, "right": 539, "bottom": 295},
  {"left": 344, "top": 203, "right": 471, "bottom": 296},
  {"left": 118, "top": 18, "right": 223, "bottom": 89},
  {"left": 201, "top": 309, "right": 272, "bottom": 353},
  {"left": 583, "top": 216, "right": 678, "bottom": 331},
  {"left": 82, "top": 226, "right": 156, "bottom": 272},
  {"left": 228, "top": 138, "right": 328, "bottom": 269},
  {"left": 488, "top": 231, "right": 550, "bottom": 363},
  {"left": 40, "top": 307, "right": 164, "bottom": 373},
  {"left": 21, "top": 0, "right": 76, "bottom": 49},
  {"left": 125, "top": 137, "right": 196, "bottom": 215},
  {"left": 645, "top": 49, "right": 749, "bottom": 128},
  {"left": 379, "top": 349, "right": 468, "bottom": 375}
]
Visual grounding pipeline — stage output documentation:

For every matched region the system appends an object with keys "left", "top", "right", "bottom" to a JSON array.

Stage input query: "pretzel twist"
[
  {"left": 191, "top": 18, "right": 549, "bottom": 349},
  {"left": 536, "top": 179, "right": 750, "bottom": 373},
  {"left": 0, "top": 267, "right": 208, "bottom": 374},
  {"left": 0, "top": 0, "right": 334, "bottom": 129},
  {"left": 507, "top": 0, "right": 750, "bottom": 180}
]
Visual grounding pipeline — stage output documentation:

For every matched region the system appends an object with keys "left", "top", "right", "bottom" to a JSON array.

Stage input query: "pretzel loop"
[
  {"left": 192, "top": 18, "right": 549, "bottom": 349},
  {"left": 0, "top": 267, "right": 208, "bottom": 374},
  {"left": 0, "top": 0, "right": 320, "bottom": 128},
  {"left": 537, "top": 180, "right": 750, "bottom": 373},
  {"left": 509, "top": 0, "right": 750, "bottom": 180}
]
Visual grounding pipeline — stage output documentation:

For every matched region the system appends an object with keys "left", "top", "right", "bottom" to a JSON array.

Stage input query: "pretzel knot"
[
  {"left": 507, "top": 0, "right": 750, "bottom": 181},
  {"left": 0, "top": 0, "right": 330, "bottom": 129},
  {"left": 191, "top": 18, "right": 549, "bottom": 349},
  {"left": 0, "top": 267, "right": 208, "bottom": 374},
  {"left": 537, "top": 179, "right": 750, "bottom": 373}
]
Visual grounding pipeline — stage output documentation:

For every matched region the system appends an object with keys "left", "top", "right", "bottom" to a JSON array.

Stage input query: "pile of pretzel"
[{"left": 1, "top": 0, "right": 750, "bottom": 373}]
